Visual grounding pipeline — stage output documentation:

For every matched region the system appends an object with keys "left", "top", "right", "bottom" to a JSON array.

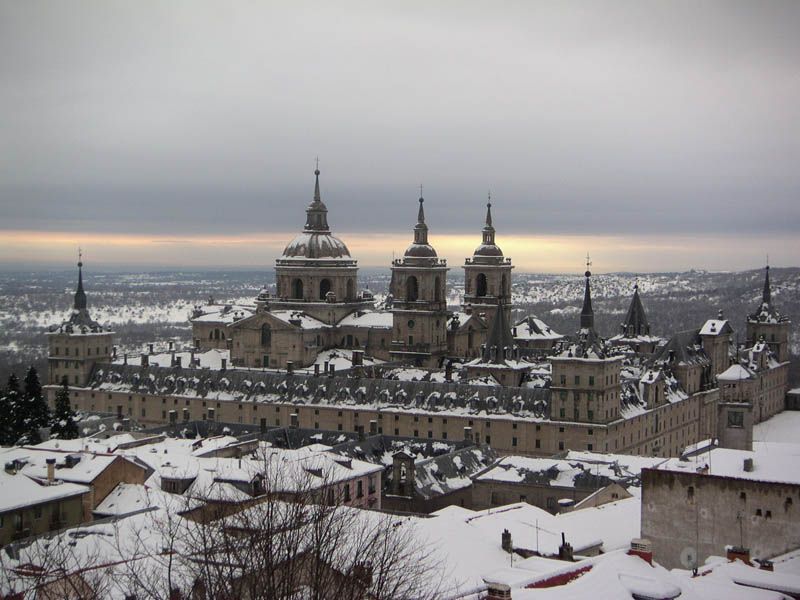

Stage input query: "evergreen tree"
[
  {"left": 0, "top": 383, "right": 13, "bottom": 446},
  {"left": 4, "top": 373, "right": 24, "bottom": 445},
  {"left": 22, "top": 366, "right": 49, "bottom": 444},
  {"left": 50, "top": 378, "right": 79, "bottom": 440}
]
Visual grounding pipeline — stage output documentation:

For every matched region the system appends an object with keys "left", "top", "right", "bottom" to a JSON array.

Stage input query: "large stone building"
[
  {"left": 44, "top": 172, "right": 793, "bottom": 461},
  {"left": 642, "top": 447, "right": 800, "bottom": 569}
]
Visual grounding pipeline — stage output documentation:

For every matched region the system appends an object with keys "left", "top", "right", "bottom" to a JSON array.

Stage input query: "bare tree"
[{"left": 1, "top": 447, "right": 448, "bottom": 600}]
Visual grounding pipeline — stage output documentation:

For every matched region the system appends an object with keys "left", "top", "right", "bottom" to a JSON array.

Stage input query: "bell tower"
[
  {"left": 463, "top": 195, "right": 513, "bottom": 326},
  {"left": 46, "top": 253, "right": 115, "bottom": 387},
  {"left": 746, "top": 265, "right": 790, "bottom": 362},
  {"left": 389, "top": 193, "right": 449, "bottom": 367}
]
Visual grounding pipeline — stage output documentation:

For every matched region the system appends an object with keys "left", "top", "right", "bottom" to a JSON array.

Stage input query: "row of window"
[{"left": 52, "top": 346, "right": 109, "bottom": 357}]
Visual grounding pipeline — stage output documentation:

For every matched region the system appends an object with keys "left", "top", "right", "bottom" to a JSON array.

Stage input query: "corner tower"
[
  {"left": 746, "top": 265, "right": 790, "bottom": 362},
  {"left": 463, "top": 196, "right": 513, "bottom": 327},
  {"left": 389, "top": 194, "right": 449, "bottom": 367},
  {"left": 271, "top": 166, "right": 370, "bottom": 324},
  {"left": 46, "top": 255, "right": 115, "bottom": 386}
]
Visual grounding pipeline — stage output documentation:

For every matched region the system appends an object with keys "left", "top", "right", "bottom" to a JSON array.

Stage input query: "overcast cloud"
[{"left": 1, "top": 1, "right": 799, "bottom": 259}]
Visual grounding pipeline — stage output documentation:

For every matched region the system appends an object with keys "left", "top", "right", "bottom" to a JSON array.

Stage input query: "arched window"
[
  {"left": 346, "top": 278, "right": 355, "bottom": 301},
  {"left": 261, "top": 324, "right": 271, "bottom": 347},
  {"left": 214, "top": 329, "right": 220, "bottom": 340},
  {"left": 319, "top": 279, "right": 331, "bottom": 300},
  {"left": 434, "top": 276, "right": 441, "bottom": 302},
  {"left": 406, "top": 276, "right": 419, "bottom": 302},
  {"left": 209, "top": 331, "right": 214, "bottom": 340},
  {"left": 346, "top": 334, "right": 354, "bottom": 347},
  {"left": 292, "top": 279, "right": 304, "bottom": 300},
  {"left": 476, "top": 273, "right": 488, "bottom": 297}
]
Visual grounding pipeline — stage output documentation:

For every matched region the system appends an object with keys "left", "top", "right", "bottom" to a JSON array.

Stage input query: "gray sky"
[{"left": 1, "top": 1, "right": 799, "bottom": 270}]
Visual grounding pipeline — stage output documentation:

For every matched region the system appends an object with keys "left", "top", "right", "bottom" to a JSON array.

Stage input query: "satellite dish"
[{"left": 680, "top": 546, "right": 698, "bottom": 570}]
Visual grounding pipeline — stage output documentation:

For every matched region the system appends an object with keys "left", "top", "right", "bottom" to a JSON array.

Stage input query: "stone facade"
[{"left": 641, "top": 460, "right": 800, "bottom": 569}]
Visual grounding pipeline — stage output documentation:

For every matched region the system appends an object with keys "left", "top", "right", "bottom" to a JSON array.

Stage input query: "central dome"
[{"left": 282, "top": 232, "right": 351, "bottom": 260}]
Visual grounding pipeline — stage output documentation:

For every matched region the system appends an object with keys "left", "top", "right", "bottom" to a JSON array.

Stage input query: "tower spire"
[
  {"left": 762, "top": 264, "right": 771, "bottom": 306},
  {"left": 313, "top": 157, "right": 321, "bottom": 202},
  {"left": 580, "top": 253, "right": 594, "bottom": 330},
  {"left": 485, "top": 191, "right": 493, "bottom": 227},
  {"left": 74, "top": 248, "right": 87, "bottom": 311},
  {"left": 304, "top": 162, "right": 329, "bottom": 232},
  {"left": 414, "top": 193, "right": 429, "bottom": 245}
]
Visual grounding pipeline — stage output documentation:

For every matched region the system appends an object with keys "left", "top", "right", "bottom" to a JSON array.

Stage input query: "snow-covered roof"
[
  {"left": 430, "top": 497, "right": 641, "bottom": 557},
  {"left": 0, "top": 469, "right": 89, "bottom": 513},
  {"left": 699, "top": 319, "right": 732, "bottom": 336},
  {"left": 718, "top": 364, "right": 754, "bottom": 381},
  {"left": 269, "top": 310, "right": 330, "bottom": 330},
  {"left": 478, "top": 452, "right": 667, "bottom": 490},
  {"left": 338, "top": 310, "right": 393, "bottom": 328},
  {"left": 0, "top": 447, "right": 141, "bottom": 485},
  {"left": 114, "top": 348, "right": 230, "bottom": 370},
  {"left": 190, "top": 304, "right": 255, "bottom": 324},
  {"left": 656, "top": 446, "right": 800, "bottom": 486},
  {"left": 513, "top": 315, "right": 563, "bottom": 341}
]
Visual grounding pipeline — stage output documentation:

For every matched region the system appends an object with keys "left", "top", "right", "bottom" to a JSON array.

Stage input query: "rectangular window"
[
  {"left": 558, "top": 441, "right": 564, "bottom": 451},
  {"left": 574, "top": 375, "right": 580, "bottom": 385},
  {"left": 512, "top": 437, "right": 517, "bottom": 447},
  {"left": 727, "top": 411, "right": 744, "bottom": 429},
  {"left": 485, "top": 435, "right": 491, "bottom": 444},
  {"left": 357, "top": 480, "right": 363, "bottom": 498},
  {"left": 535, "top": 439, "right": 541, "bottom": 449},
  {"left": 560, "top": 374, "right": 566, "bottom": 385}
]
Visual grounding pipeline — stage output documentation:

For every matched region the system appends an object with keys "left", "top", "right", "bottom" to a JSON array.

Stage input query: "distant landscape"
[{"left": 1, "top": 266, "right": 798, "bottom": 386}]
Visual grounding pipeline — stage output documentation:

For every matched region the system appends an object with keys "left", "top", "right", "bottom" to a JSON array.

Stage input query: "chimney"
[
  {"left": 290, "top": 413, "right": 299, "bottom": 429},
  {"left": 727, "top": 546, "right": 751, "bottom": 565},
  {"left": 168, "top": 341, "right": 174, "bottom": 351},
  {"left": 46, "top": 458, "right": 56, "bottom": 484},
  {"left": 501, "top": 529, "right": 512, "bottom": 553},
  {"left": 352, "top": 350, "right": 363, "bottom": 366},
  {"left": 286, "top": 361, "right": 294, "bottom": 374},
  {"left": 190, "top": 350, "right": 195, "bottom": 367},
  {"left": 329, "top": 364, "right": 335, "bottom": 377},
  {"left": 369, "top": 420, "right": 378, "bottom": 435},
  {"left": 170, "top": 350, "right": 176, "bottom": 366},
  {"left": 512, "top": 327, "right": 517, "bottom": 337},
  {"left": 194, "top": 338, "right": 200, "bottom": 349},
  {"left": 463, "top": 426, "right": 473, "bottom": 442},
  {"left": 758, "top": 559, "right": 774, "bottom": 571},
  {"left": 141, "top": 354, "right": 149, "bottom": 367},
  {"left": 174, "top": 356, "right": 182, "bottom": 368},
  {"left": 314, "top": 363, "right": 320, "bottom": 377},
  {"left": 123, "top": 353, "right": 128, "bottom": 365},
  {"left": 121, "top": 418, "right": 131, "bottom": 431},
  {"left": 743, "top": 458, "right": 754, "bottom": 472},
  {"left": 445, "top": 361, "right": 453, "bottom": 382},
  {"left": 485, "top": 583, "right": 512, "bottom": 600},
  {"left": 148, "top": 343, "right": 154, "bottom": 354},
  {"left": 221, "top": 357, "right": 227, "bottom": 371},
  {"left": 558, "top": 532, "right": 574, "bottom": 562},
  {"left": 628, "top": 538, "right": 653, "bottom": 565},
  {"left": 112, "top": 346, "right": 117, "bottom": 358}
]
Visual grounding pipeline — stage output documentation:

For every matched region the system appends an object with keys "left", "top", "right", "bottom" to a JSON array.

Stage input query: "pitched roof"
[{"left": 620, "top": 285, "right": 650, "bottom": 337}]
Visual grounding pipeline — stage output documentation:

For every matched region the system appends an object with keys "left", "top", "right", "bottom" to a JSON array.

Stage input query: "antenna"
[
  {"left": 315, "top": 156, "right": 319, "bottom": 171},
  {"left": 419, "top": 183, "right": 423, "bottom": 198}
]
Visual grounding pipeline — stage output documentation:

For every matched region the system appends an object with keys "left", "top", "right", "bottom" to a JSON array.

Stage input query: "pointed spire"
[
  {"left": 74, "top": 248, "right": 87, "bottom": 311},
  {"left": 413, "top": 193, "right": 429, "bottom": 245},
  {"left": 313, "top": 157, "right": 321, "bottom": 203},
  {"left": 622, "top": 282, "right": 650, "bottom": 337},
  {"left": 304, "top": 162, "right": 329, "bottom": 232},
  {"left": 762, "top": 265, "right": 771, "bottom": 306},
  {"left": 482, "top": 304, "right": 515, "bottom": 363},
  {"left": 580, "top": 254, "right": 594, "bottom": 331},
  {"left": 485, "top": 192, "right": 493, "bottom": 227}
]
